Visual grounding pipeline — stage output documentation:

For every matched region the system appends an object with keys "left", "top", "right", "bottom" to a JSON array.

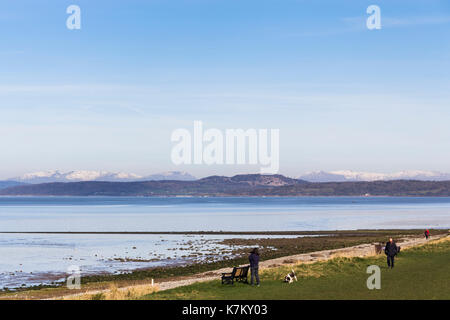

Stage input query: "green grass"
[
  {"left": 143, "top": 238, "right": 450, "bottom": 300},
  {"left": 2, "top": 230, "right": 442, "bottom": 300},
  {"left": 31, "top": 230, "right": 433, "bottom": 288}
]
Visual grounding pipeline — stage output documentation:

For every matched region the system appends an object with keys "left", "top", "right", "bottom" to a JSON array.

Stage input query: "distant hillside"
[
  {"left": 1, "top": 174, "right": 450, "bottom": 196},
  {"left": 0, "top": 181, "right": 26, "bottom": 190},
  {"left": 199, "top": 174, "right": 304, "bottom": 186}
]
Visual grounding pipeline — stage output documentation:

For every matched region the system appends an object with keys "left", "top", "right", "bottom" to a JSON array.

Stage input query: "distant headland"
[{"left": 1, "top": 174, "right": 450, "bottom": 197}]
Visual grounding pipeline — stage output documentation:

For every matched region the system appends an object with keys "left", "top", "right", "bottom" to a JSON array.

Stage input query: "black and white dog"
[{"left": 284, "top": 269, "right": 298, "bottom": 284}]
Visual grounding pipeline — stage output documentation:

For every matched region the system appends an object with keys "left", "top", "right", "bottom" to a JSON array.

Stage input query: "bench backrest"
[{"left": 232, "top": 266, "right": 249, "bottom": 278}]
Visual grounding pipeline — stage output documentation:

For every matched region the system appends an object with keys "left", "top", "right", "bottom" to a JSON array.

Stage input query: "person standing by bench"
[{"left": 249, "top": 248, "right": 260, "bottom": 286}]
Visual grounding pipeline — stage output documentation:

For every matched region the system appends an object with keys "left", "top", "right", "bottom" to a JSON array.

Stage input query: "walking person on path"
[
  {"left": 384, "top": 238, "right": 398, "bottom": 269},
  {"left": 249, "top": 248, "right": 260, "bottom": 286},
  {"left": 424, "top": 229, "right": 430, "bottom": 240}
]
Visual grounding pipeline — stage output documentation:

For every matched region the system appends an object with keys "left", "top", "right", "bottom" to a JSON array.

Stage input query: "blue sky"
[{"left": 0, "top": 0, "right": 449, "bottom": 178}]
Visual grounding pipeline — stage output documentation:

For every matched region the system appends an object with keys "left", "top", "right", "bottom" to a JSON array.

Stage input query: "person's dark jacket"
[
  {"left": 385, "top": 241, "right": 398, "bottom": 256},
  {"left": 249, "top": 253, "right": 259, "bottom": 268}
]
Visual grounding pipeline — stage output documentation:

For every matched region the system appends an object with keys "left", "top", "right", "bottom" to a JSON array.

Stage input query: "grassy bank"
[
  {"left": 63, "top": 230, "right": 447, "bottom": 284},
  {"left": 0, "top": 229, "right": 446, "bottom": 300},
  {"left": 143, "top": 236, "right": 450, "bottom": 300},
  {"left": 61, "top": 229, "right": 448, "bottom": 285}
]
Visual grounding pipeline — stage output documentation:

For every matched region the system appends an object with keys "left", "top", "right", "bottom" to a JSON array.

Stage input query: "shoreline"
[
  {"left": 3, "top": 228, "right": 449, "bottom": 235},
  {"left": 31, "top": 233, "right": 450, "bottom": 299},
  {"left": 2, "top": 195, "right": 450, "bottom": 198},
  {"left": 1, "top": 229, "right": 447, "bottom": 299}
]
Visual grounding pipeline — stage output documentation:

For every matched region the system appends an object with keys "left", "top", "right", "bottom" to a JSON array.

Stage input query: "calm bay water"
[
  {"left": 0, "top": 196, "right": 449, "bottom": 231},
  {"left": 0, "top": 196, "right": 449, "bottom": 289}
]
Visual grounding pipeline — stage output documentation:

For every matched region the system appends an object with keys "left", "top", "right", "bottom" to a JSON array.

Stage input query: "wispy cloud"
[
  {"left": 287, "top": 15, "right": 450, "bottom": 38},
  {"left": 342, "top": 15, "right": 450, "bottom": 29},
  {"left": 382, "top": 15, "right": 450, "bottom": 27}
]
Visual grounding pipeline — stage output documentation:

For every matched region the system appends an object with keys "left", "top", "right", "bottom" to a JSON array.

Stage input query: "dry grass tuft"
[
  {"left": 64, "top": 282, "right": 159, "bottom": 300},
  {"left": 431, "top": 235, "right": 450, "bottom": 244}
]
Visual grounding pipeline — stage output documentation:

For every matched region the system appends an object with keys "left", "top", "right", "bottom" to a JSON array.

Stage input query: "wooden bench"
[{"left": 221, "top": 265, "right": 249, "bottom": 285}]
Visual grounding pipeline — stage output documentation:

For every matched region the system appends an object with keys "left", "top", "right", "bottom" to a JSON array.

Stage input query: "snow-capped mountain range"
[
  {"left": 5, "top": 170, "right": 450, "bottom": 184},
  {"left": 8, "top": 170, "right": 197, "bottom": 184},
  {"left": 298, "top": 170, "right": 450, "bottom": 182}
]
